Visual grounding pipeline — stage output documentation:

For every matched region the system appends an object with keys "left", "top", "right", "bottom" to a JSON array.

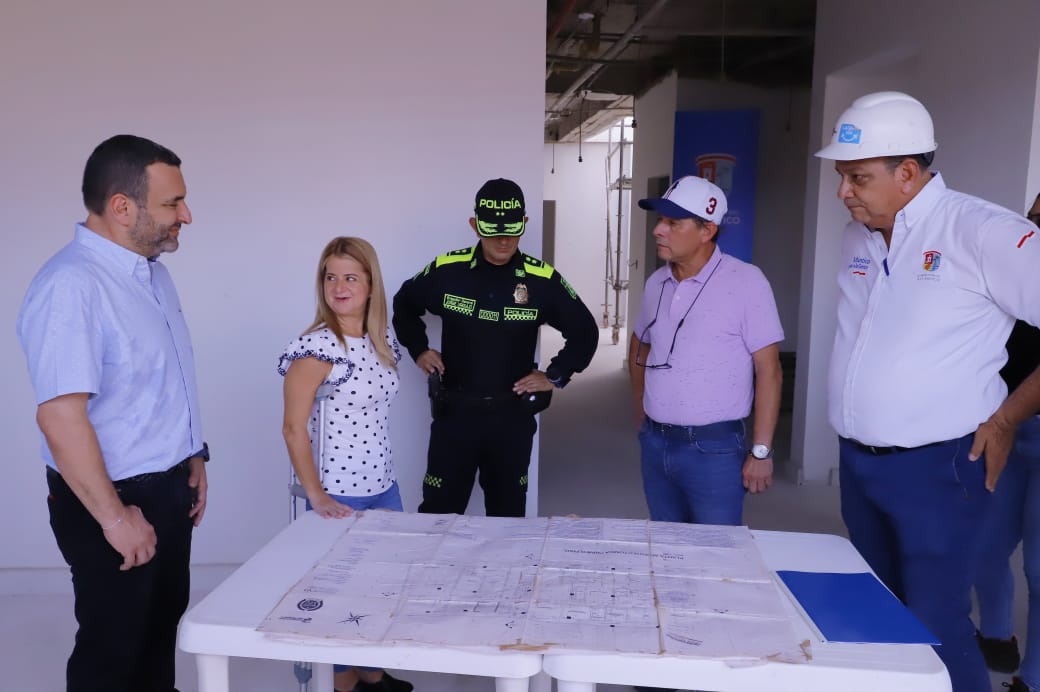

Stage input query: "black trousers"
[
  {"left": 46, "top": 461, "right": 194, "bottom": 692},
  {"left": 419, "top": 406, "right": 537, "bottom": 517}
]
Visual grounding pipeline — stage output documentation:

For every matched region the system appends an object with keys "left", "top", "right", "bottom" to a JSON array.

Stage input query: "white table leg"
[
  {"left": 529, "top": 670, "right": 553, "bottom": 692},
  {"left": 314, "top": 662, "right": 335, "bottom": 692},
  {"left": 555, "top": 680, "right": 595, "bottom": 692},
  {"left": 496, "top": 675, "right": 534, "bottom": 692},
  {"left": 195, "top": 653, "right": 230, "bottom": 692}
]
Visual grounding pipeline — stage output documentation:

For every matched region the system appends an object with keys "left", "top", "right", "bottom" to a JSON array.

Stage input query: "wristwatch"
[
  {"left": 749, "top": 444, "right": 773, "bottom": 460},
  {"left": 545, "top": 368, "right": 567, "bottom": 389}
]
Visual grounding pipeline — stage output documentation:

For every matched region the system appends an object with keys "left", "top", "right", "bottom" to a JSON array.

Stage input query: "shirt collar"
[
  {"left": 666, "top": 244, "right": 723, "bottom": 284},
  {"left": 898, "top": 171, "right": 946, "bottom": 231},
  {"left": 74, "top": 223, "right": 153, "bottom": 284}
]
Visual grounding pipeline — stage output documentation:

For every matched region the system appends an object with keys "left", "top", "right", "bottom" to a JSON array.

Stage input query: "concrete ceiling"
[{"left": 545, "top": 0, "right": 816, "bottom": 142}]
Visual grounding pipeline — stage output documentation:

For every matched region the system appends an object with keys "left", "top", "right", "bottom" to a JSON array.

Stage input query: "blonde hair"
[{"left": 304, "top": 236, "right": 396, "bottom": 369}]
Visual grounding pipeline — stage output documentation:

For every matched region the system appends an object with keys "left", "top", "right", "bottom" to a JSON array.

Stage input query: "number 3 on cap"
[{"left": 705, "top": 197, "right": 717, "bottom": 215}]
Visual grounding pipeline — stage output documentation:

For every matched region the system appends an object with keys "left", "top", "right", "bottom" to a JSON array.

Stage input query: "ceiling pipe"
[{"left": 546, "top": 0, "right": 671, "bottom": 124}]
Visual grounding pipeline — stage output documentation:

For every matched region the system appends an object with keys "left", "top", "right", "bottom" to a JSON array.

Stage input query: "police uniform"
[{"left": 392, "top": 179, "right": 598, "bottom": 517}]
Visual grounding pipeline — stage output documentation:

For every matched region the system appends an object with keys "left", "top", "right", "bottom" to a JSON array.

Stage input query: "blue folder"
[{"left": 777, "top": 571, "right": 939, "bottom": 644}]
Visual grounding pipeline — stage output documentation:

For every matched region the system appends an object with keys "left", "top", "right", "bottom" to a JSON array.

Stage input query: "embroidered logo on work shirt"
[
  {"left": 848, "top": 255, "right": 870, "bottom": 276},
  {"left": 922, "top": 250, "right": 941, "bottom": 272}
]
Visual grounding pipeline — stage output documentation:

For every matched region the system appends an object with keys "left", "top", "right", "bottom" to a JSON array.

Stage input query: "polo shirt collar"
[{"left": 666, "top": 244, "right": 723, "bottom": 284}]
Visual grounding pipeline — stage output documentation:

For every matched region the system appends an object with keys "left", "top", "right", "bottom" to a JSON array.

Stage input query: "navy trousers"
[{"left": 839, "top": 434, "right": 991, "bottom": 692}]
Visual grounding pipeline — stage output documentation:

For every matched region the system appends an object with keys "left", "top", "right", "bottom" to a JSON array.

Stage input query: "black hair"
[
  {"left": 82, "top": 134, "right": 181, "bottom": 215},
  {"left": 882, "top": 152, "right": 935, "bottom": 172}
]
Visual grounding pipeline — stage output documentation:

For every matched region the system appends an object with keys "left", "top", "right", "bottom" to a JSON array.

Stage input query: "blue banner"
[{"left": 672, "top": 110, "right": 760, "bottom": 262}]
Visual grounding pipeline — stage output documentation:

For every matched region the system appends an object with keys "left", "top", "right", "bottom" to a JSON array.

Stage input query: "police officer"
[{"left": 393, "top": 178, "right": 598, "bottom": 517}]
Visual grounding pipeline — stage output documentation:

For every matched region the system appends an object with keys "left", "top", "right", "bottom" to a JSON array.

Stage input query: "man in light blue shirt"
[{"left": 17, "top": 134, "right": 207, "bottom": 692}]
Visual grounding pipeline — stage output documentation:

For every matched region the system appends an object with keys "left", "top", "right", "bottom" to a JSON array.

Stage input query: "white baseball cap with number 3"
[{"left": 638, "top": 175, "right": 728, "bottom": 225}]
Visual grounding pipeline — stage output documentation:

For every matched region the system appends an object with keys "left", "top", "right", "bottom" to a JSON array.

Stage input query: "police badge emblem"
[{"left": 513, "top": 283, "right": 528, "bottom": 304}]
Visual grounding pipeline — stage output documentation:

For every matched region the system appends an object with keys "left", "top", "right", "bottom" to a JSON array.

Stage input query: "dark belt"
[
  {"left": 47, "top": 455, "right": 194, "bottom": 486},
  {"left": 115, "top": 457, "right": 192, "bottom": 484},
  {"left": 441, "top": 388, "right": 524, "bottom": 412},
  {"left": 646, "top": 417, "right": 744, "bottom": 439},
  {"left": 843, "top": 437, "right": 952, "bottom": 456}
]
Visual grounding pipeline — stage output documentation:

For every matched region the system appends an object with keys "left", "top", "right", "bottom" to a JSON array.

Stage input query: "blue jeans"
[
  {"left": 309, "top": 481, "right": 402, "bottom": 673},
  {"left": 307, "top": 481, "right": 404, "bottom": 512},
  {"left": 639, "top": 417, "right": 746, "bottom": 525},
  {"left": 975, "top": 416, "right": 1040, "bottom": 690},
  {"left": 839, "top": 434, "right": 991, "bottom": 692}
]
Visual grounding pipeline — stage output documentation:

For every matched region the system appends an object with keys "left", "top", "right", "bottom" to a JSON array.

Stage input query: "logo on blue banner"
[{"left": 673, "top": 110, "right": 760, "bottom": 262}]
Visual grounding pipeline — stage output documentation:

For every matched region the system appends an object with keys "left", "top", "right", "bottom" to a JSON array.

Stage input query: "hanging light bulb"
[{"left": 578, "top": 98, "right": 584, "bottom": 163}]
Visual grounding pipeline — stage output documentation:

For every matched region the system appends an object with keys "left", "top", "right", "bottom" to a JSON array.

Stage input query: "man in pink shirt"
[{"left": 628, "top": 175, "right": 784, "bottom": 525}]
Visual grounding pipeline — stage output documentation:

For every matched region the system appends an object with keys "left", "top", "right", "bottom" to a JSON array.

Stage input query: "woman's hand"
[{"left": 309, "top": 491, "right": 353, "bottom": 519}]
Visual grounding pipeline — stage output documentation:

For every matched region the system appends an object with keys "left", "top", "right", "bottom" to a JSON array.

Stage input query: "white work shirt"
[{"left": 828, "top": 173, "right": 1040, "bottom": 447}]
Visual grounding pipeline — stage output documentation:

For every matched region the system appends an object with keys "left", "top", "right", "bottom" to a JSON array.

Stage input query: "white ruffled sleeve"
[{"left": 276, "top": 329, "right": 355, "bottom": 385}]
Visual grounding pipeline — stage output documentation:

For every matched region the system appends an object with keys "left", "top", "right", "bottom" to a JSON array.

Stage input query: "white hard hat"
[{"left": 815, "top": 91, "right": 937, "bottom": 161}]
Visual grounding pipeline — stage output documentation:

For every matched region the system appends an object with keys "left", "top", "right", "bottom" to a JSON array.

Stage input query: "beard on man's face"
[{"left": 130, "top": 208, "right": 180, "bottom": 257}]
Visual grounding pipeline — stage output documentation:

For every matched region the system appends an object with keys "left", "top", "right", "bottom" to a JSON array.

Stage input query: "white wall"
[
  {"left": 543, "top": 141, "right": 632, "bottom": 331},
  {"left": 1, "top": 0, "right": 545, "bottom": 575},
  {"left": 627, "top": 73, "right": 679, "bottom": 334},
  {"left": 793, "top": 0, "right": 1040, "bottom": 483}
]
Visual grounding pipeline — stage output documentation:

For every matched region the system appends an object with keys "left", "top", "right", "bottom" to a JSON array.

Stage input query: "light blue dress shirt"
[{"left": 17, "top": 224, "right": 203, "bottom": 480}]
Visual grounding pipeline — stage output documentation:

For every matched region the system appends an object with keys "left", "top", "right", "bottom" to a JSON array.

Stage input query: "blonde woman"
[{"left": 278, "top": 236, "right": 412, "bottom": 692}]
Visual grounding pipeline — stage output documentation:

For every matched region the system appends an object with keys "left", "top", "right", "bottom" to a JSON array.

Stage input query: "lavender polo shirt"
[{"left": 633, "top": 247, "right": 784, "bottom": 426}]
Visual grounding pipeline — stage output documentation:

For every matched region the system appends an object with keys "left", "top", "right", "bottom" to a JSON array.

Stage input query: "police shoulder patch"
[
  {"left": 522, "top": 254, "right": 555, "bottom": 279},
  {"left": 435, "top": 246, "right": 476, "bottom": 268}
]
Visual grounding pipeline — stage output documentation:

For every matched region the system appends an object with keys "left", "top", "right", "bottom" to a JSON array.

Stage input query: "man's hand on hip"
[
  {"left": 971, "top": 413, "right": 1015, "bottom": 491},
  {"left": 513, "top": 370, "right": 553, "bottom": 394},
  {"left": 416, "top": 349, "right": 444, "bottom": 375}
]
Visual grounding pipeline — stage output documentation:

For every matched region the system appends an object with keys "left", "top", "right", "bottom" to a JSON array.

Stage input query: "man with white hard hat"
[
  {"left": 628, "top": 175, "right": 784, "bottom": 528},
  {"left": 817, "top": 91, "right": 1040, "bottom": 692}
]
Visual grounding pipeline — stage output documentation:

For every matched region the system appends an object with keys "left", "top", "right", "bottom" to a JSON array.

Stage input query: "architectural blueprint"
[{"left": 258, "top": 512, "right": 806, "bottom": 662}]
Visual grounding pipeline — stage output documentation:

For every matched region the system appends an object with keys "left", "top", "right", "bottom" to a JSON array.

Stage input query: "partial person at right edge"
[
  {"left": 628, "top": 175, "right": 784, "bottom": 527},
  {"left": 973, "top": 194, "right": 1040, "bottom": 692},
  {"left": 818, "top": 91, "right": 1040, "bottom": 692}
]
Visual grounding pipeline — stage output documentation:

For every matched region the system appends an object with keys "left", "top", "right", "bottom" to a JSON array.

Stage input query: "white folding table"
[
  {"left": 177, "top": 512, "right": 543, "bottom": 692},
  {"left": 541, "top": 529, "right": 952, "bottom": 692}
]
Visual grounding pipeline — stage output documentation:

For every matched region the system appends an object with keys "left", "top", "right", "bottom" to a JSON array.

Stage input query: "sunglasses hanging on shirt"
[{"left": 635, "top": 257, "right": 722, "bottom": 370}]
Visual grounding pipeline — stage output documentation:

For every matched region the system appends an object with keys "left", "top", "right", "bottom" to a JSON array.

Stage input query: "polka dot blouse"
[{"left": 278, "top": 326, "right": 402, "bottom": 497}]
